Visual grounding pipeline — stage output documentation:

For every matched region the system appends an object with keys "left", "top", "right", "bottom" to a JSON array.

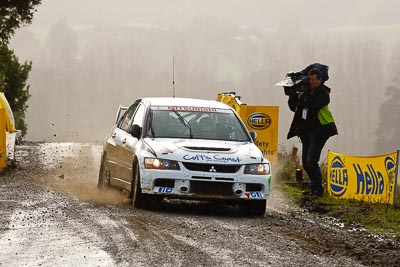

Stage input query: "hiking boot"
[
  {"left": 312, "top": 190, "right": 324, "bottom": 198},
  {"left": 302, "top": 190, "right": 313, "bottom": 196}
]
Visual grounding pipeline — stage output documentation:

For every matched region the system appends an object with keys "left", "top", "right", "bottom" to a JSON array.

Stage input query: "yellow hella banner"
[
  {"left": 239, "top": 106, "right": 279, "bottom": 164},
  {"left": 327, "top": 151, "right": 399, "bottom": 204}
]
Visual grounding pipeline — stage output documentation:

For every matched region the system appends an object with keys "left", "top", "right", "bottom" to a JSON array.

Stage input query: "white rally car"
[{"left": 98, "top": 97, "right": 271, "bottom": 215}]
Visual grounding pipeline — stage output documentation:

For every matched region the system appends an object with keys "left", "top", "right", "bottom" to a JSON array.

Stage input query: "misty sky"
[
  {"left": 10, "top": 0, "right": 400, "bottom": 156},
  {"left": 30, "top": 0, "right": 400, "bottom": 30}
]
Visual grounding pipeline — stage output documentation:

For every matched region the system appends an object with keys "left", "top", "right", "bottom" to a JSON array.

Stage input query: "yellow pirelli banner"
[
  {"left": 239, "top": 106, "right": 279, "bottom": 164},
  {"left": 327, "top": 151, "right": 399, "bottom": 205}
]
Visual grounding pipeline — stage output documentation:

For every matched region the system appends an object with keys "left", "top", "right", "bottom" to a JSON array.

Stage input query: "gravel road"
[{"left": 0, "top": 143, "right": 398, "bottom": 267}]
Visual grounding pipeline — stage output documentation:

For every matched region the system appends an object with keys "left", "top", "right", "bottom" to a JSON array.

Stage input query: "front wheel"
[
  {"left": 97, "top": 154, "right": 111, "bottom": 190},
  {"left": 243, "top": 200, "right": 267, "bottom": 216},
  {"left": 131, "top": 163, "right": 148, "bottom": 209}
]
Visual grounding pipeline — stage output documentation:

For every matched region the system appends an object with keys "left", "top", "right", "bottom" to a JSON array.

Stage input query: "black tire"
[
  {"left": 97, "top": 154, "right": 111, "bottom": 190},
  {"left": 244, "top": 200, "right": 267, "bottom": 216},
  {"left": 131, "top": 163, "right": 147, "bottom": 209}
]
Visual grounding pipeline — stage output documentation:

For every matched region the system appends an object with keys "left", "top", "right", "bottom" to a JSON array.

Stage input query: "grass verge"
[{"left": 282, "top": 185, "right": 400, "bottom": 239}]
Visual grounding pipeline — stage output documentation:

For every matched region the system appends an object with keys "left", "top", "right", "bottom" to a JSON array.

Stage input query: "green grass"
[{"left": 282, "top": 185, "right": 400, "bottom": 239}]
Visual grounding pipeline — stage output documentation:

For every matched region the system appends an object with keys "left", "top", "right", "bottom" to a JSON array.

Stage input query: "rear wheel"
[
  {"left": 243, "top": 200, "right": 267, "bottom": 216},
  {"left": 131, "top": 163, "right": 148, "bottom": 208},
  {"left": 97, "top": 154, "right": 111, "bottom": 190}
]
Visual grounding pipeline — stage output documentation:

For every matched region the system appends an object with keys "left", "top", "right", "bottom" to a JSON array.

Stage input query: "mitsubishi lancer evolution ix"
[{"left": 98, "top": 97, "right": 271, "bottom": 215}]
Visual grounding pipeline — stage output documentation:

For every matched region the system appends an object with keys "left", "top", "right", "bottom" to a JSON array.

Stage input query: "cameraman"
[{"left": 287, "top": 68, "right": 338, "bottom": 197}]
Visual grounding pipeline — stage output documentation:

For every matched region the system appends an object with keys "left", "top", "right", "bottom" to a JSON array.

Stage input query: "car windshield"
[{"left": 146, "top": 107, "right": 250, "bottom": 141}]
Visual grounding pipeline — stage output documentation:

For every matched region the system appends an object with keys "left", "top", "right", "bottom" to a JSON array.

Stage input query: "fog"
[{"left": 9, "top": 0, "right": 400, "bottom": 156}]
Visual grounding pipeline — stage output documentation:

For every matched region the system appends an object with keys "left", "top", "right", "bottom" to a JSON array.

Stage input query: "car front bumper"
[{"left": 140, "top": 165, "right": 271, "bottom": 201}]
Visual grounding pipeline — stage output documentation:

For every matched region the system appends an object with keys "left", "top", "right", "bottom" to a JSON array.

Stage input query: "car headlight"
[
  {"left": 244, "top": 163, "right": 271, "bottom": 175},
  {"left": 144, "top": 158, "right": 180, "bottom": 170}
]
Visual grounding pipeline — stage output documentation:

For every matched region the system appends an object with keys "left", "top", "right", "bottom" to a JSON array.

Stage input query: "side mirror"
[
  {"left": 249, "top": 131, "right": 257, "bottom": 141},
  {"left": 130, "top": 124, "right": 142, "bottom": 139}
]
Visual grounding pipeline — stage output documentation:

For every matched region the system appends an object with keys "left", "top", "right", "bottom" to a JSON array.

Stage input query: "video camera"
[
  {"left": 281, "top": 72, "right": 308, "bottom": 96},
  {"left": 275, "top": 63, "right": 329, "bottom": 96}
]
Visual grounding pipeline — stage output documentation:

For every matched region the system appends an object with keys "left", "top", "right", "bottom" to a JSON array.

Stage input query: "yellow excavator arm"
[{"left": 216, "top": 92, "right": 243, "bottom": 114}]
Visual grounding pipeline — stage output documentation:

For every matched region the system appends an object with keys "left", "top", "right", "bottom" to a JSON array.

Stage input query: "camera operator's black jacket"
[{"left": 287, "top": 84, "right": 338, "bottom": 139}]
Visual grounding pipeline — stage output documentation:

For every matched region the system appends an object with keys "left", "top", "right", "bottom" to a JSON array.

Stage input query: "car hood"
[{"left": 144, "top": 138, "right": 265, "bottom": 164}]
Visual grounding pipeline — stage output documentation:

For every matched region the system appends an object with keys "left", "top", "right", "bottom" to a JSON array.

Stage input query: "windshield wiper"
[{"left": 171, "top": 109, "right": 193, "bottom": 139}]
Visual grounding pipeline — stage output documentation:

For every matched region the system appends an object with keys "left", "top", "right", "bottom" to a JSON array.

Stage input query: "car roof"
[{"left": 141, "top": 97, "right": 231, "bottom": 109}]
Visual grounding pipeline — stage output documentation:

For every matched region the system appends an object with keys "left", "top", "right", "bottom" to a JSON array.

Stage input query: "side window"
[{"left": 119, "top": 100, "right": 141, "bottom": 132}]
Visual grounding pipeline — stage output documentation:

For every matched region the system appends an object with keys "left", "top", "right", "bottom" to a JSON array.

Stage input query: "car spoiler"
[{"left": 115, "top": 105, "right": 128, "bottom": 124}]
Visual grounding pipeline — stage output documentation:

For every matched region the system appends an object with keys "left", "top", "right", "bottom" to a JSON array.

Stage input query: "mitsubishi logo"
[{"left": 209, "top": 165, "right": 217, "bottom": 172}]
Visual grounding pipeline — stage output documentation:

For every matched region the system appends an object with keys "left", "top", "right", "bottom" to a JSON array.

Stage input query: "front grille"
[
  {"left": 154, "top": 179, "right": 175, "bottom": 187},
  {"left": 182, "top": 162, "right": 240, "bottom": 173},
  {"left": 246, "top": 184, "right": 263, "bottom": 191},
  {"left": 190, "top": 180, "right": 234, "bottom": 196}
]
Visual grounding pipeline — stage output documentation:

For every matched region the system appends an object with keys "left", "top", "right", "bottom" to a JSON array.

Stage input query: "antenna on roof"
[{"left": 172, "top": 55, "right": 175, "bottom": 98}]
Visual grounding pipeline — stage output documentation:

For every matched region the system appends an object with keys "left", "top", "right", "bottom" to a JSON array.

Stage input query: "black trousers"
[{"left": 300, "top": 130, "right": 328, "bottom": 194}]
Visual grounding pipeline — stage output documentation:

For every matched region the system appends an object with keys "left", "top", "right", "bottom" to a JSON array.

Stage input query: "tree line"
[{"left": 0, "top": 0, "right": 41, "bottom": 134}]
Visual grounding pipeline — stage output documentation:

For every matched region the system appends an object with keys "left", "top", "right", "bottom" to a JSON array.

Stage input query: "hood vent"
[{"left": 183, "top": 146, "right": 231, "bottom": 152}]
